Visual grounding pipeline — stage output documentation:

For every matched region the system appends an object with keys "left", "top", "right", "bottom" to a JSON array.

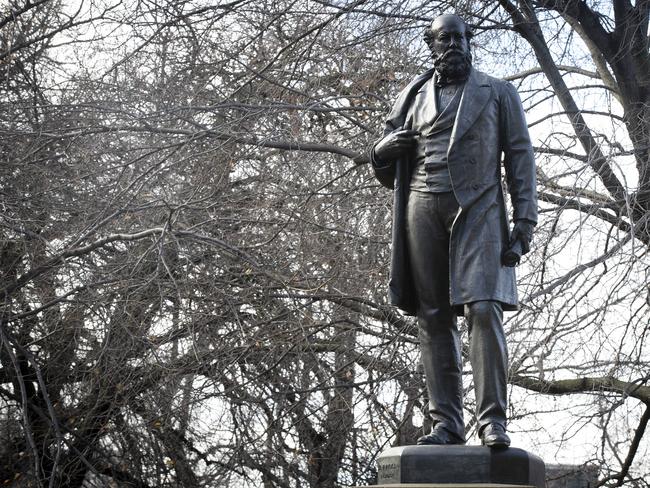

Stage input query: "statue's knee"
[{"left": 466, "top": 300, "right": 499, "bottom": 323}]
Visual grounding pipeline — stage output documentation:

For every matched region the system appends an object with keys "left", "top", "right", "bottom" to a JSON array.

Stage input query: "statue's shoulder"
[
  {"left": 385, "top": 69, "right": 435, "bottom": 126},
  {"left": 391, "top": 68, "right": 435, "bottom": 106},
  {"left": 474, "top": 69, "right": 508, "bottom": 87},
  {"left": 473, "top": 70, "right": 520, "bottom": 100},
  {"left": 404, "top": 68, "right": 435, "bottom": 91}
]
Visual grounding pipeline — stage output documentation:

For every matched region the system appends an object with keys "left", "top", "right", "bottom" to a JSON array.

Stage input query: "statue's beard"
[{"left": 432, "top": 50, "right": 472, "bottom": 84}]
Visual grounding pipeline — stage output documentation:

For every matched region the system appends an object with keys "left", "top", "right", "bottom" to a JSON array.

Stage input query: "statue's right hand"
[{"left": 374, "top": 129, "right": 420, "bottom": 163}]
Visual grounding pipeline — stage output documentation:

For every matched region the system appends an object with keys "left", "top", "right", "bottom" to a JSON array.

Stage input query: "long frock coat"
[{"left": 372, "top": 68, "right": 538, "bottom": 316}]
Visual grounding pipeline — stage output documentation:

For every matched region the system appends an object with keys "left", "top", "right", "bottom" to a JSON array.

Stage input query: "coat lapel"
[
  {"left": 431, "top": 81, "right": 440, "bottom": 122},
  {"left": 449, "top": 69, "right": 492, "bottom": 152}
]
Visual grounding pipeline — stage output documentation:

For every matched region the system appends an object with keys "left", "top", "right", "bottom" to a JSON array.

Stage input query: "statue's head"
[{"left": 424, "top": 14, "right": 473, "bottom": 83}]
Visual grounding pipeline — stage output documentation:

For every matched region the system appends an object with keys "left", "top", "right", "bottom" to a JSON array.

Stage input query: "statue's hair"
[{"left": 423, "top": 15, "right": 474, "bottom": 51}]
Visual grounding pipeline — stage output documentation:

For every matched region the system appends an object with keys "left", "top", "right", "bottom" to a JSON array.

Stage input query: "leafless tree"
[{"left": 0, "top": 0, "right": 648, "bottom": 486}]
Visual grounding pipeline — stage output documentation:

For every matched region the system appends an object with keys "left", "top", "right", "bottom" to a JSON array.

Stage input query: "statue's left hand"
[{"left": 509, "top": 220, "right": 535, "bottom": 255}]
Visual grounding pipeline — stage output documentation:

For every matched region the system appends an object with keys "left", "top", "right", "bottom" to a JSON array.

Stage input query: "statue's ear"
[{"left": 423, "top": 27, "right": 434, "bottom": 49}]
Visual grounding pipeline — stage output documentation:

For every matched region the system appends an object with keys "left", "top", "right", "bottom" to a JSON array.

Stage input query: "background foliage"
[{"left": 1, "top": 0, "right": 649, "bottom": 486}]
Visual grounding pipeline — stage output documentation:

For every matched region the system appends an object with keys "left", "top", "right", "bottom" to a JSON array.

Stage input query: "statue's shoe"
[
  {"left": 480, "top": 423, "right": 511, "bottom": 448},
  {"left": 416, "top": 424, "right": 465, "bottom": 445}
]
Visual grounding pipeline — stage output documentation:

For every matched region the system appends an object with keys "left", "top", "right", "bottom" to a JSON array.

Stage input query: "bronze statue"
[{"left": 371, "top": 14, "right": 537, "bottom": 448}]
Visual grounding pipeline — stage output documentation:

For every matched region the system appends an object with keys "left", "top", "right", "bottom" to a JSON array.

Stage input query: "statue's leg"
[
  {"left": 464, "top": 300, "right": 508, "bottom": 434},
  {"left": 406, "top": 191, "right": 464, "bottom": 443}
]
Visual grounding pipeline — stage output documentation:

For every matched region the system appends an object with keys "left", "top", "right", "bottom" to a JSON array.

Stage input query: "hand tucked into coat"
[{"left": 373, "top": 129, "right": 420, "bottom": 165}]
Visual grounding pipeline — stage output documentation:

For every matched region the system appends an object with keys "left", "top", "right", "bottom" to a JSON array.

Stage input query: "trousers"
[{"left": 405, "top": 191, "right": 508, "bottom": 440}]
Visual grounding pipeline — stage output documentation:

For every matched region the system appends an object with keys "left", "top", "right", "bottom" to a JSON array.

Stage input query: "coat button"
[
  {"left": 469, "top": 158, "right": 476, "bottom": 165},
  {"left": 467, "top": 133, "right": 477, "bottom": 140},
  {"left": 472, "top": 183, "right": 480, "bottom": 190}
]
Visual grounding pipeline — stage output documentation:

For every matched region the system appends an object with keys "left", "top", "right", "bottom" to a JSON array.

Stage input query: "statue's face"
[
  {"left": 429, "top": 15, "right": 470, "bottom": 62},
  {"left": 427, "top": 14, "right": 472, "bottom": 82}
]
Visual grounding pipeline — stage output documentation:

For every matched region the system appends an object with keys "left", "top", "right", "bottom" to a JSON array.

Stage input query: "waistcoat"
[{"left": 408, "top": 81, "right": 463, "bottom": 193}]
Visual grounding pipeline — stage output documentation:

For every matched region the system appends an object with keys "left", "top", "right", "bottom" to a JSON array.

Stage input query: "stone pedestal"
[{"left": 374, "top": 445, "right": 545, "bottom": 488}]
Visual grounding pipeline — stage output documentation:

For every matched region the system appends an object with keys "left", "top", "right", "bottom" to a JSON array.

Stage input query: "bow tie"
[{"left": 434, "top": 73, "right": 469, "bottom": 87}]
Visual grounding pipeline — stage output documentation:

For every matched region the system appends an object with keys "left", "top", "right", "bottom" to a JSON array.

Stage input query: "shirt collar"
[{"left": 434, "top": 70, "right": 469, "bottom": 87}]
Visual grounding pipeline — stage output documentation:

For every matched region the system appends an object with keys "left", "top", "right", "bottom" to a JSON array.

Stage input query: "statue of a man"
[{"left": 371, "top": 14, "right": 537, "bottom": 448}]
